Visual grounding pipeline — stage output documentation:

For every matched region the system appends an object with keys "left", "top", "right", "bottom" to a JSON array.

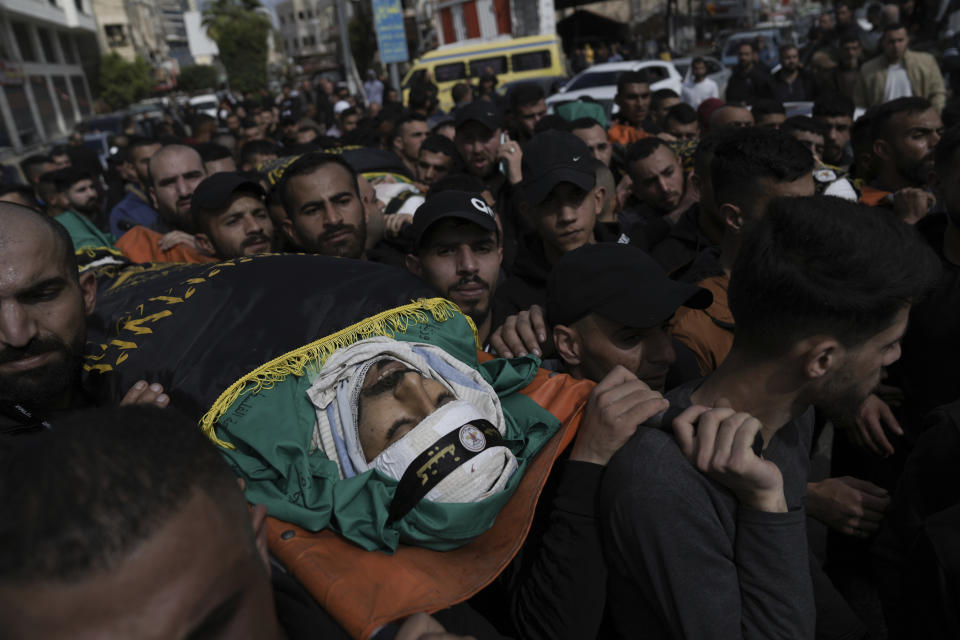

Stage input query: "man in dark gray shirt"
[{"left": 600, "top": 195, "right": 941, "bottom": 639}]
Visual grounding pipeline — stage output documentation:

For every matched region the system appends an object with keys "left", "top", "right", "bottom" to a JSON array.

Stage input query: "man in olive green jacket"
[{"left": 854, "top": 23, "right": 945, "bottom": 112}]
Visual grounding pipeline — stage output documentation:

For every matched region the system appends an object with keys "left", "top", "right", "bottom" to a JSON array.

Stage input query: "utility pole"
[{"left": 335, "top": 0, "right": 358, "bottom": 95}]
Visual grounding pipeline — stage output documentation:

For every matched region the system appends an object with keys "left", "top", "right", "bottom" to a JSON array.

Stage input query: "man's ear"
[
  {"left": 404, "top": 253, "right": 422, "bottom": 276},
  {"left": 79, "top": 270, "right": 97, "bottom": 316},
  {"left": 719, "top": 202, "right": 744, "bottom": 233},
  {"left": 195, "top": 233, "right": 215, "bottom": 256},
  {"left": 872, "top": 138, "right": 892, "bottom": 162},
  {"left": 799, "top": 336, "right": 843, "bottom": 381},
  {"left": 689, "top": 172, "right": 703, "bottom": 201},
  {"left": 248, "top": 503, "right": 271, "bottom": 575},
  {"left": 148, "top": 186, "right": 158, "bottom": 209},
  {"left": 282, "top": 218, "right": 298, "bottom": 244},
  {"left": 392, "top": 134, "right": 402, "bottom": 154},
  {"left": 592, "top": 185, "right": 606, "bottom": 216},
  {"left": 553, "top": 324, "right": 582, "bottom": 366}
]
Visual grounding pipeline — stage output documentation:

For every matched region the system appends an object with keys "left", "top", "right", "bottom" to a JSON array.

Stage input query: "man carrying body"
[
  {"left": 855, "top": 23, "right": 945, "bottom": 111},
  {"left": 601, "top": 195, "right": 939, "bottom": 639},
  {"left": 416, "top": 134, "right": 458, "bottom": 189},
  {"left": 191, "top": 173, "right": 278, "bottom": 260},
  {"left": 858, "top": 96, "right": 942, "bottom": 223},
  {"left": 115, "top": 144, "right": 214, "bottom": 264},
  {"left": 405, "top": 191, "right": 503, "bottom": 346},
  {"left": 108, "top": 136, "right": 162, "bottom": 238},
  {"left": 279, "top": 153, "right": 367, "bottom": 260},
  {"left": 0, "top": 204, "right": 169, "bottom": 433},
  {"left": 608, "top": 71, "right": 655, "bottom": 145},
  {"left": 391, "top": 114, "right": 430, "bottom": 178}
]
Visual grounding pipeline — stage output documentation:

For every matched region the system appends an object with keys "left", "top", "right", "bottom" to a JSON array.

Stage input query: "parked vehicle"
[
  {"left": 545, "top": 60, "right": 683, "bottom": 122},
  {"left": 719, "top": 28, "right": 785, "bottom": 68},
  {"left": 189, "top": 93, "right": 219, "bottom": 119},
  {"left": 401, "top": 34, "right": 566, "bottom": 111}
]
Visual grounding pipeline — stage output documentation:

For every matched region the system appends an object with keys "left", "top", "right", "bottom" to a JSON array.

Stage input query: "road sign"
[{"left": 372, "top": 0, "right": 409, "bottom": 64}]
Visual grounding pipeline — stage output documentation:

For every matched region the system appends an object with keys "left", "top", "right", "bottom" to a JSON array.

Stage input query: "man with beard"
[
  {"left": 416, "top": 134, "right": 458, "bottom": 189},
  {"left": 859, "top": 97, "right": 942, "bottom": 224},
  {"left": 279, "top": 153, "right": 367, "bottom": 259},
  {"left": 390, "top": 114, "right": 430, "bottom": 178},
  {"left": 725, "top": 41, "right": 775, "bottom": 106},
  {"left": 854, "top": 23, "right": 945, "bottom": 111},
  {"left": 115, "top": 144, "right": 215, "bottom": 264},
  {"left": 191, "top": 173, "right": 277, "bottom": 260},
  {"left": 600, "top": 195, "right": 940, "bottom": 640},
  {"left": 771, "top": 44, "right": 819, "bottom": 103},
  {"left": 0, "top": 204, "right": 170, "bottom": 433},
  {"left": 108, "top": 137, "right": 162, "bottom": 238},
  {"left": 404, "top": 191, "right": 503, "bottom": 346},
  {"left": 507, "top": 83, "right": 547, "bottom": 146},
  {"left": 608, "top": 71, "right": 655, "bottom": 145},
  {"left": 812, "top": 94, "right": 855, "bottom": 169},
  {"left": 620, "top": 138, "right": 693, "bottom": 250},
  {"left": 40, "top": 167, "right": 113, "bottom": 251}
]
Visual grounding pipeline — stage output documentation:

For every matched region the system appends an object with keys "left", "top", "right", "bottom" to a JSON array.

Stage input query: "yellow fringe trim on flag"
[{"left": 199, "top": 298, "right": 478, "bottom": 449}]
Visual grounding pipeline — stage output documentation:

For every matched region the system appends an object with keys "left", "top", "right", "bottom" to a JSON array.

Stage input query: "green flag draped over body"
[{"left": 203, "top": 302, "right": 563, "bottom": 552}]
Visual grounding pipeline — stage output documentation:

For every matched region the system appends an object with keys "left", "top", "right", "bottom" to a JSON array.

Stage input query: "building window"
[
  {"left": 74, "top": 0, "right": 85, "bottom": 13},
  {"left": 70, "top": 76, "right": 90, "bottom": 116},
  {"left": 37, "top": 28, "right": 58, "bottom": 63},
  {"left": 298, "top": 11, "right": 304, "bottom": 19},
  {"left": 105, "top": 24, "right": 128, "bottom": 48},
  {"left": 306, "top": 9, "right": 312, "bottom": 17},
  {"left": 53, "top": 76, "right": 76, "bottom": 126},
  {"left": 59, "top": 33, "right": 77, "bottom": 63},
  {"left": 12, "top": 22, "right": 36, "bottom": 62},
  {"left": 4, "top": 83, "right": 39, "bottom": 146},
  {"left": 292, "top": 37, "right": 298, "bottom": 48},
  {"left": 279, "top": 15, "right": 285, "bottom": 25},
  {"left": 31, "top": 76, "right": 59, "bottom": 137}
]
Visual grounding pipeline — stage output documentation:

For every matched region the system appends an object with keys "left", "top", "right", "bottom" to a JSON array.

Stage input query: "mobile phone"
[{"left": 498, "top": 132, "right": 508, "bottom": 176}]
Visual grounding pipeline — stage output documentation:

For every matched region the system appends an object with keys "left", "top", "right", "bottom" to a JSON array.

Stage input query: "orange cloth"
[
  {"left": 115, "top": 226, "right": 217, "bottom": 264},
  {"left": 670, "top": 274, "right": 734, "bottom": 375},
  {"left": 265, "top": 361, "right": 595, "bottom": 640},
  {"left": 607, "top": 122, "right": 651, "bottom": 146},
  {"left": 859, "top": 184, "right": 893, "bottom": 207}
]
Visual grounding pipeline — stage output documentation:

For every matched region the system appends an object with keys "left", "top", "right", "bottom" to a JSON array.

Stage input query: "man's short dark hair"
[
  {"left": 50, "top": 144, "right": 69, "bottom": 159},
  {"left": 711, "top": 128, "right": 814, "bottom": 209},
  {"left": 451, "top": 82, "right": 472, "bottom": 104},
  {"left": 883, "top": 22, "right": 906, "bottom": 35},
  {"left": 19, "top": 154, "right": 50, "bottom": 182},
  {"left": 569, "top": 116, "right": 604, "bottom": 131},
  {"left": 0, "top": 405, "right": 245, "bottom": 583},
  {"left": 738, "top": 40, "right": 755, "bottom": 52},
  {"left": 534, "top": 114, "right": 571, "bottom": 134},
  {"left": 509, "top": 83, "right": 545, "bottom": 112},
  {"left": 870, "top": 96, "right": 934, "bottom": 142},
  {"left": 692, "top": 56, "right": 706, "bottom": 66},
  {"left": 419, "top": 133, "right": 457, "bottom": 161},
  {"left": 934, "top": 125, "right": 960, "bottom": 173},
  {"left": 625, "top": 137, "right": 669, "bottom": 164},
  {"left": 0, "top": 184, "right": 40, "bottom": 208},
  {"left": 127, "top": 136, "right": 159, "bottom": 154},
  {"left": 729, "top": 196, "right": 940, "bottom": 356},
  {"left": 239, "top": 139, "right": 279, "bottom": 169},
  {"left": 693, "top": 129, "right": 737, "bottom": 178},
  {"left": 779, "top": 43, "right": 799, "bottom": 56},
  {"left": 616, "top": 71, "right": 650, "bottom": 95},
  {"left": 392, "top": 113, "right": 426, "bottom": 142},
  {"left": 340, "top": 107, "right": 359, "bottom": 121},
  {"left": 813, "top": 94, "right": 855, "bottom": 119},
  {"left": 782, "top": 115, "right": 829, "bottom": 138},
  {"left": 408, "top": 85, "right": 429, "bottom": 110},
  {"left": 41, "top": 167, "right": 92, "bottom": 192},
  {"left": 840, "top": 32, "right": 861, "bottom": 46},
  {"left": 196, "top": 142, "right": 233, "bottom": 163},
  {"left": 751, "top": 99, "right": 786, "bottom": 117},
  {"left": 278, "top": 152, "right": 359, "bottom": 216},
  {"left": 665, "top": 103, "right": 697, "bottom": 126},
  {"left": 651, "top": 88, "right": 679, "bottom": 110}
]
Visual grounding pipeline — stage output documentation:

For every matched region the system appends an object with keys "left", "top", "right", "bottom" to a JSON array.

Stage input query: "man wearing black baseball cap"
[
  {"left": 404, "top": 190, "right": 503, "bottom": 345},
  {"left": 547, "top": 243, "right": 711, "bottom": 392},
  {"left": 496, "top": 130, "right": 604, "bottom": 315},
  {"left": 191, "top": 172, "right": 277, "bottom": 260}
]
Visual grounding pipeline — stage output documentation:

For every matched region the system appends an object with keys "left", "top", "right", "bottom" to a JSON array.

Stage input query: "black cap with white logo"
[
  {"left": 521, "top": 130, "right": 596, "bottom": 205},
  {"left": 454, "top": 101, "right": 503, "bottom": 131},
  {"left": 409, "top": 190, "right": 497, "bottom": 249}
]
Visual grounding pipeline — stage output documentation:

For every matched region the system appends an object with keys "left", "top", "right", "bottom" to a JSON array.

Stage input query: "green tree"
[
  {"left": 178, "top": 64, "right": 220, "bottom": 93},
  {"left": 203, "top": 0, "right": 271, "bottom": 94},
  {"left": 98, "top": 52, "right": 153, "bottom": 110}
]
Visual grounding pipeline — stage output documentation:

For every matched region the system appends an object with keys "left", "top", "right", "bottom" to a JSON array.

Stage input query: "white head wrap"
[{"left": 307, "top": 337, "right": 516, "bottom": 505}]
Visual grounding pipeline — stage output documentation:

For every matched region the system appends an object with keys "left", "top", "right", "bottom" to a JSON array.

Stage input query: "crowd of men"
[{"left": 1, "top": 3, "right": 960, "bottom": 637}]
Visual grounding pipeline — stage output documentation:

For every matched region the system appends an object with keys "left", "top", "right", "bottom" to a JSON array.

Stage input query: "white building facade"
[{"left": 0, "top": 0, "right": 98, "bottom": 154}]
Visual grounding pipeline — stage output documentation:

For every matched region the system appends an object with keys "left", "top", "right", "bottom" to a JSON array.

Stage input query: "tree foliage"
[
  {"left": 203, "top": 0, "right": 271, "bottom": 94},
  {"left": 98, "top": 53, "right": 153, "bottom": 110},
  {"left": 178, "top": 64, "right": 220, "bottom": 93}
]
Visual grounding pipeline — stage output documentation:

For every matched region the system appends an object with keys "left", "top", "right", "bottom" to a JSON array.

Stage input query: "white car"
[
  {"left": 189, "top": 93, "right": 219, "bottom": 119},
  {"left": 545, "top": 60, "right": 683, "bottom": 121}
]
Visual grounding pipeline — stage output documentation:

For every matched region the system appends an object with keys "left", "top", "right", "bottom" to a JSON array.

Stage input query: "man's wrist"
[{"left": 739, "top": 488, "right": 788, "bottom": 513}]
